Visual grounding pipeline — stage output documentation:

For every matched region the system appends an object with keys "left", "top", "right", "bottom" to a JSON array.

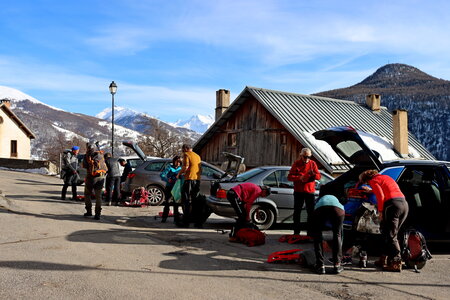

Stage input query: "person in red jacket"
[
  {"left": 227, "top": 183, "right": 270, "bottom": 227},
  {"left": 359, "top": 169, "right": 409, "bottom": 272},
  {"left": 288, "top": 148, "right": 321, "bottom": 237}
]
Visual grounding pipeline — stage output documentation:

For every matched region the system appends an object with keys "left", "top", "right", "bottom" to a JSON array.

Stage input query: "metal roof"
[{"left": 194, "top": 86, "right": 436, "bottom": 174}]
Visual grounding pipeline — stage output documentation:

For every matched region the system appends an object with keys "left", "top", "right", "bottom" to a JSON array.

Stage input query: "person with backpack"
[
  {"left": 311, "top": 194, "right": 345, "bottom": 274},
  {"left": 359, "top": 169, "right": 409, "bottom": 272},
  {"left": 160, "top": 155, "right": 182, "bottom": 223},
  {"left": 104, "top": 152, "right": 121, "bottom": 206},
  {"left": 61, "top": 146, "right": 80, "bottom": 200},
  {"left": 82, "top": 142, "right": 108, "bottom": 220}
]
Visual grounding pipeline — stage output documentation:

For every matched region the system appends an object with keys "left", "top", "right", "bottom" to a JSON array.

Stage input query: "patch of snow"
[
  {"left": 0, "top": 85, "right": 64, "bottom": 111},
  {"left": 0, "top": 167, "right": 55, "bottom": 175},
  {"left": 170, "top": 114, "right": 214, "bottom": 133}
]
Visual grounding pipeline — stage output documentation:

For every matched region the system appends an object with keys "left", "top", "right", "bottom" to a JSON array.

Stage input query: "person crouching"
[{"left": 226, "top": 183, "right": 270, "bottom": 237}]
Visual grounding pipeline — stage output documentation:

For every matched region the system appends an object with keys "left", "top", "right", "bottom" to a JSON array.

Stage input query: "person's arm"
[
  {"left": 177, "top": 154, "right": 189, "bottom": 178},
  {"left": 369, "top": 180, "right": 385, "bottom": 216},
  {"left": 287, "top": 161, "right": 301, "bottom": 181},
  {"left": 67, "top": 154, "right": 77, "bottom": 173}
]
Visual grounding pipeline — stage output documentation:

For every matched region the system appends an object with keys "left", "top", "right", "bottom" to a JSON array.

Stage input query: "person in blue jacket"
[
  {"left": 160, "top": 155, "right": 182, "bottom": 223},
  {"left": 312, "top": 194, "right": 345, "bottom": 275}
]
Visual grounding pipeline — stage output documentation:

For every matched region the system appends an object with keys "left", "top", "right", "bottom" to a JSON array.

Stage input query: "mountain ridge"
[{"left": 315, "top": 63, "right": 450, "bottom": 161}]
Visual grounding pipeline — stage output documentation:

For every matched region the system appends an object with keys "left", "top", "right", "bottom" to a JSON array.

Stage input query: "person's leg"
[
  {"left": 112, "top": 177, "right": 120, "bottom": 204},
  {"left": 71, "top": 182, "right": 77, "bottom": 200},
  {"left": 180, "top": 180, "right": 192, "bottom": 226},
  {"left": 293, "top": 192, "right": 305, "bottom": 235},
  {"left": 330, "top": 207, "right": 345, "bottom": 272},
  {"left": 304, "top": 193, "right": 316, "bottom": 237},
  {"left": 61, "top": 182, "right": 69, "bottom": 200},
  {"left": 105, "top": 177, "right": 113, "bottom": 206},
  {"left": 190, "top": 180, "right": 202, "bottom": 226},
  {"left": 312, "top": 208, "right": 325, "bottom": 273},
  {"left": 161, "top": 186, "right": 172, "bottom": 222},
  {"left": 84, "top": 180, "right": 93, "bottom": 216},
  {"left": 93, "top": 177, "right": 105, "bottom": 219}
]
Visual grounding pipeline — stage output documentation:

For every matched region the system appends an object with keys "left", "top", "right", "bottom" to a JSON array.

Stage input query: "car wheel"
[
  {"left": 249, "top": 204, "right": 275, "bottom": 230},
  {"left": 146, "top": 185, "right": 165, "bottom": 206}
]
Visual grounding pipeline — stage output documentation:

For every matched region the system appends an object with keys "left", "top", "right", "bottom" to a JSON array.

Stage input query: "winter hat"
[{"left": 72, "top": 146, "right": 80, "bottom": 151}]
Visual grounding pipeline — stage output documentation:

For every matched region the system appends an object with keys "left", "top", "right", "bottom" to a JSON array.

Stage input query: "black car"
[{"left": 313, "top": 126, "right": 450, "bottom": 241}]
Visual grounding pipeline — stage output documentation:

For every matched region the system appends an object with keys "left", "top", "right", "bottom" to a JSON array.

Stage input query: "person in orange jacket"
[
  {"left": 288, "top": 148, "right": 321, "bottom": 237},
  {"left": 359, "top": 169, "right": 409, "bottom": 272}
]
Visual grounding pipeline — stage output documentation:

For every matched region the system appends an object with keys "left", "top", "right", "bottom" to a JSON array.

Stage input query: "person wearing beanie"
[{"left": 61, "top": 145, "right": 80, "bottom": 200}]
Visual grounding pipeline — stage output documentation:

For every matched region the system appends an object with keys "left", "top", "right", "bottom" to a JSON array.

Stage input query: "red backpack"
[
  {"left": 401, "top": 228, "right": 432, "bottom": 272},
  {"left": 124, "top": 187, "right": 149, "bottom": 207},
  {"left": 235, "top": 228, "right": 266, "bottom": 247}
]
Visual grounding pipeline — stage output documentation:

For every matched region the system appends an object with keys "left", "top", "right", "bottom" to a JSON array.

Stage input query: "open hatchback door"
[{"left": 313, "top": 126, "right": 383, "bottom": 171}]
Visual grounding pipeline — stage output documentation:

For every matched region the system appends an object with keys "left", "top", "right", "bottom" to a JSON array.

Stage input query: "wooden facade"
[{"left": 197, "top": 96, "right": 323, "bottom": 169}]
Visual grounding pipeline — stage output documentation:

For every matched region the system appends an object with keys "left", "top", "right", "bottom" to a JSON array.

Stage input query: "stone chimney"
[
  {"left": 366, "top": 94, "right": 381, "bottom": 111},
  {"left": 215, "top": 89, "right": 230, "bottom": 121},
  {"left": 393, "top": 109, "right": 409, "bottom": 157},
  {"left": 0, "top": 99, "right": 11, "bottom": 109}
]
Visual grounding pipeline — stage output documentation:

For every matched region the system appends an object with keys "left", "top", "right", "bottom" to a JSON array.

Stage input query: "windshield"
[{"left": 235, "top": 167, "right": 265, "bottom": 182}]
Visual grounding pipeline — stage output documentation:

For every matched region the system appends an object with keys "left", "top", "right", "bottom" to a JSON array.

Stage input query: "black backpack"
[{"left": 401, "top": 228, "right": 432, "bottom": 272}]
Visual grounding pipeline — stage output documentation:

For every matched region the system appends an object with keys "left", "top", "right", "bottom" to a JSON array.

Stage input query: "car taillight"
[
  {"left": 128, "top": 173, "right": 136, "bottom": 179},
  {"left": 216, "top": 189, "right": 227, "bottom": 199}
]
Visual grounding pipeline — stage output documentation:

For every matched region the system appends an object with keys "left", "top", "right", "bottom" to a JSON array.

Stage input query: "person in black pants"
[
  {"left": 104, "top": 153, "right": 121, "bottom": 206},
  {"left": 160, "top": 155, "right": 182, "bottom": 223},
  {"left": 312, "top": 194, "right": 345, "bottom": 275},
  {"left": 61, "top": 146, "right": 80, "bottom": 200}
]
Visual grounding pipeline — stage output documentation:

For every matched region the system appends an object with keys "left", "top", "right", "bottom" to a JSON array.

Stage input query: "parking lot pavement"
[{"left": 1, "top": 169, "right": 450, "bottom": 300}]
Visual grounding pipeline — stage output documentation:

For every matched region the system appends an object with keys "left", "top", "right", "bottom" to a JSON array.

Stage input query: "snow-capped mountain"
[
  {"left": 96, "top": 106, "right": 202, "bottom": 139},
  {"left": 1, "top": 86, "right": 143, "bottom": 159},
  {"left": 170, "top": 114, "right": 214, "bottom": 133}
]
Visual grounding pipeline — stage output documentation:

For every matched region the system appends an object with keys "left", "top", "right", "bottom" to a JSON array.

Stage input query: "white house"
[{"left": 0, "top": 100, "right": 35, "bottom": 159}]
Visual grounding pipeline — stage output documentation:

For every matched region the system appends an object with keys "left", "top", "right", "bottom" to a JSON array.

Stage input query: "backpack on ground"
[
  {"left": 124, "top": 187, "right": 149, "bottom": 207},
  {"left": 85, "top": 150, "right": 107, "bottom": 177},
  {"left": 401, "top": 228, "right": 432, "bottom": 271},
  {"left": 230, "top": 225, "right": 266, "bottom": 247}
]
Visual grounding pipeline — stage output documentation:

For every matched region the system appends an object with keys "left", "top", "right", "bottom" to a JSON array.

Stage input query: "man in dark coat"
[
  {"left": 61, "top": 146, "right": 80, "bottom": 200},
  {"left": 105, "top": 153, "right": 121, "bottom": 206}
]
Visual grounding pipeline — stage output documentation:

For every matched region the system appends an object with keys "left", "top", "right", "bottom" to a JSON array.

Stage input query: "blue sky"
[{"left": 1, "top": 0, "right": 449, "bottom": 122}]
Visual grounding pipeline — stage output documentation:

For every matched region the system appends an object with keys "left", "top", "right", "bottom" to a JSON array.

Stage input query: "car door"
[
  {"left": 313, "top": 126, "right": 383, "bottom": 170},
  {"left": 200, "top": 163, "right": 223, "bottom": 195},
  {"left": 262, "top": 170, "right": 294, "bottom": 222},
  {"left": 396, "top": 166, "right": 448, "bottom": 237}
]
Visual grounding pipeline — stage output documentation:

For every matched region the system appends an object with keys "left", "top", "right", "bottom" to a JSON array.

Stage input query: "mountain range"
[
  {"left": 1, "top": 63, "right": 448, "bottom": 161},
  {"left": 315, "top": 63, "right": 449, "bottom": 161}
]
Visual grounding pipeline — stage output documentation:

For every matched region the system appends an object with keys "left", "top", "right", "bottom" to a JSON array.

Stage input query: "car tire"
[
  {"left": 249, "top": 204, "right": 275, "bottom": 230},
  {"left": 146, "top": 185, "right": 165, "bottom": 206}
]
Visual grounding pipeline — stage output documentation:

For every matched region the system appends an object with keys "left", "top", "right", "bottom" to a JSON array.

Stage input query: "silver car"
[
  {"left": 207, "top": 166, "right": 333, "bottom": 230},
  {"left": 122, "top": 158, "right": 226, "bottom": 206}
]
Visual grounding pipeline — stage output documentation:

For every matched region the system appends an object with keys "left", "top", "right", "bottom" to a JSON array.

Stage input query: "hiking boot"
[
  {"left": 374, "top": 255, "right": 388, "bottom": 268},
  {"left": 314, "top": 264, "right": 326, "bottom": 275},
  {"left": 383, "top": 260, "right": 402, "bottom": 272},
  {"left": 333, "top": 264, "right": 344, "bottom": 274},
  {"left": 84, "top": 211, "right": 92, "bottom": 217},
  {"left": 94, "top": 213, "right": 101, "bottom": 220}
]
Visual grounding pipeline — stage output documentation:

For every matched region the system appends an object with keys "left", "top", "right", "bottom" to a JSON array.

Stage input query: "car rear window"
[
  {"left": 128, "top": 159, "right": 144, "bottom": 169},
  {"left": 235, "top": 168, "right": 265, "bottom": 182},
  {"left": 144, "top": 161, "right": 166, "bottom": 172}
]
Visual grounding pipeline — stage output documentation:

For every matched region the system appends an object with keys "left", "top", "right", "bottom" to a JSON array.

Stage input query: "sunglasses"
[{"left": 303, "top": 155, "right": 312, "bottom": 159}]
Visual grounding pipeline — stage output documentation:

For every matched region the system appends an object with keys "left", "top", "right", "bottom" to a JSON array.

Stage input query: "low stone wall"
[{"left": 0, "top": 158, "right": 58, "bottom": 174}]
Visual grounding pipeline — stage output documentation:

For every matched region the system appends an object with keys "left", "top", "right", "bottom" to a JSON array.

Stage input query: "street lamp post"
[{"left": 109, "top": 81, "right": 117, "bottom": 156}]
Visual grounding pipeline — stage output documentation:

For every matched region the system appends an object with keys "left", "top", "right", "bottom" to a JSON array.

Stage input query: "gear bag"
[
  {"left": 85, "top": 151, "right": 107, "bottom": 177},
  {"left": 401, "top": 228, "right": 432, "bottom": 271}
]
